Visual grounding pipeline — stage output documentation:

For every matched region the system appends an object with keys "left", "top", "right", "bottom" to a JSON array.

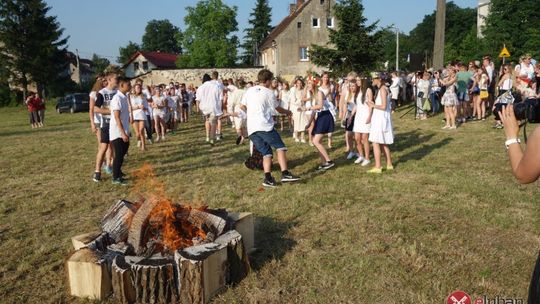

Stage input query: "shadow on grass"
[
  {"left": 250, "top": 216, "right": 297, "bottom": 271},
  {"left": 397, "top": 137, "right": 453, "bottom": 165}
]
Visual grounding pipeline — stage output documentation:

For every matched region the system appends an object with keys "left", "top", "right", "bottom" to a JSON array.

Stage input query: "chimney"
[
  {"left": 289, "top": 3, "right": 296, "bottom": 15},
  {"left": 296, "top": 0, "right": 304, "bottom": 8}
]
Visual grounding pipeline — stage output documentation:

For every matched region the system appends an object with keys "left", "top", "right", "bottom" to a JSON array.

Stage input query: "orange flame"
[{"left": 131, "top": 163, "right": 207, "bottom": 253}]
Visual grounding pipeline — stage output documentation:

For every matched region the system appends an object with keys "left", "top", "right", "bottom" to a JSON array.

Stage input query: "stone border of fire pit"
[{"left": 66, "top": 200, "right": 255, "bottom": 304}]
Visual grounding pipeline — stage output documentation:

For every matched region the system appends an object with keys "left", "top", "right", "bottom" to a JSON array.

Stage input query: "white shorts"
[{"left": 153, "top": 109, "right": 165, "bottom": 119}]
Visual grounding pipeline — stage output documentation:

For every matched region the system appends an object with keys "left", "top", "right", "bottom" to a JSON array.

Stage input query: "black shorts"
[
  {"left": 100, "top": 125, "right": 110, "bottom": 144},
  {"left": 182, "top": 103, "right": 189, "bottom": 109}
]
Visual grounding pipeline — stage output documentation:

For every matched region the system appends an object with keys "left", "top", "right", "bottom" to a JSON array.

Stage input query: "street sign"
[{"left": 499, "top": 46, "right": 511, "bottom": 58}]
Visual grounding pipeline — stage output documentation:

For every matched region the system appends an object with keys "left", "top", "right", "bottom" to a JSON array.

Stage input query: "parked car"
[{"left": 56, "top": 93, "right": 90, "bottom": 114}]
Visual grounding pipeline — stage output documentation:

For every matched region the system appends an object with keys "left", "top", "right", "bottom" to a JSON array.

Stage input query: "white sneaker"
[
  {"left": 162, "top": 135, "right": 166, "bottom": 140},
  {"left": 294, "top": 138, "right": 300, "bottom": 143},
  {"left": 156, "top": 136, "right": 160, "bottom": 142},
  {"left": 361, "top": 159, "right": 371, "bottom": 166},
  {"left": 300, "top": 139, "right": 306, "bottom": 144},
  {"left": 206, "top": 137, "right": 210, "bottom": 142},
  {"left": 354, "top": 156, "right": 365, "bottom": 164},
  {"left": 347, "top": 152, "right": 356, "bottom": 160},
  {"left": 147, "top": 139, "right": 153, "bottom": 145},
  {"left": 137, "top": 140, "right": 141, "bottom": 148}
]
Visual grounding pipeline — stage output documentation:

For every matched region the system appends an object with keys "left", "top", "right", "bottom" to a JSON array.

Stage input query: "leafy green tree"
[
  {"left": 91, "top": 54, "right": 111, "bottom": 75},
  {"left": 240, "top": 0, "right": 272, "bottom": 66},
  {"left": 179, "top": 0, "right": 239, "bottom": 68},
  {"left": 118, "top": 41, "right": 140, "bottom": 65},
  {"left": 309, "top": 0, "right": 383, "bottom": 75},
  {"left": 0, "top": 0, "right": 68, "bottom": 100},
  {"left": 482, "top": 0, "right": 540, "bottom": 60},
  {"left": 141, "top": 19, "right": 182, "bottom": 54}
]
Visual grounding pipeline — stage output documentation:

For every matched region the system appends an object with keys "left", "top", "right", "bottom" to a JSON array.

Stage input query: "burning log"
[
  {"left": 71, "top": 231, "right": 101, "bottom": 250},
  {"left": 67, "top": 248, "right": 112, "bottom": 300},
  {"left": 176, "top": 208, "right": 227, "bottom": 242},
  {"left": 175, "top": 243, "right": 228, "bottom": 304},
  {"left": 128, "top": 198, "right": 160, "bottom": 255},
  {"left": 214, "top": 230, "right": 250, "bottom": 285},
  {"left": 227, "top": 212, "right": 255, "bottom": 254},
  {"left": 102, "top": 200, "right": 139, "bottom": 243}
]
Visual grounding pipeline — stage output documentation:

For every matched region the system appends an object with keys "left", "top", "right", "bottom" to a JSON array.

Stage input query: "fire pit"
[{"left": 66, "top": 165, "right": 254, "bottom": 303}]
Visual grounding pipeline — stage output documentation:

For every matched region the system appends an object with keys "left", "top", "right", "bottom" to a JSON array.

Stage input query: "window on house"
[
  {"left": 299, "top": 47, "right": 309, "bottom": 61},
  {"left": 134, "top": 62, "right": 139, "bottom": 70},
  {"left": 271, "top": 49, "right": 276, "bottom": 64},
  {"left": 326, "top": 17, "right": 334, "bottom": 28},
  {"left": 297, "top": 22, "right": 302, "bottom": 29},
  {"left": 142, "top": 61, "right": 149, "bottom": 71},
  {"left": 320, "top": 0, "right": 325, "bottom": 4},
  {"left": 312, "top": 17, "right": 320, "bottom": 28}
]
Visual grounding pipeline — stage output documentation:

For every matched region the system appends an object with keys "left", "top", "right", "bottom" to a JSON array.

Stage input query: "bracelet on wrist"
[{"left": 505, "top": 138, "right": 521, "bottom": 149}]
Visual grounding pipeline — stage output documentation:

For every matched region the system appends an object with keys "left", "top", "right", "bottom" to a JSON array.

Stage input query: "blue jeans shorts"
[{"left": 249, "top": 129, "right": 287, "bottom": 158}]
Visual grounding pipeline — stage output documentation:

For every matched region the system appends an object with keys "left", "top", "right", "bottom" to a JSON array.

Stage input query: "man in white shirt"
[
  {"left": 109, "top": 77, "right": 132, "bottom": 185},
  {"left": 196, "top": 71, "right": 224, "bottom": 144},
  {"left": 240, "top": 69, "right": 300, "bottom": 188}
]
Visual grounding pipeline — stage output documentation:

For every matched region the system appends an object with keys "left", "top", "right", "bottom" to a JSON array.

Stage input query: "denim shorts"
[
  {"left": 457, "top": 91, "right": 469, "bottom": 102},
  {"left": 249, "top": 129, "right": 287, "bottom": 157}
]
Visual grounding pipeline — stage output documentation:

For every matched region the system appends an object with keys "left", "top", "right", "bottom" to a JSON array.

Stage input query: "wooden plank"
[
  {"left": 71, "top": 231, "right": 101, "bottom": 250},
  {"left": 67, "top": 248, "right": 112, "bottom": 300},
  {"left": 101, "top": 199, "right": 138, "bottom": 243},
  {"left": 227, "top": 212, "right": 255, "bottom": 253}
]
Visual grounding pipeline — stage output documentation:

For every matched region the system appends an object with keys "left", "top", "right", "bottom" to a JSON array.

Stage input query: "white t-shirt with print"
[
  {"left": 109, "top": 91, "right": 130, "bottom": 141},
  {"left": 241, "top": 85, "right": 277, "bottom": 136}
]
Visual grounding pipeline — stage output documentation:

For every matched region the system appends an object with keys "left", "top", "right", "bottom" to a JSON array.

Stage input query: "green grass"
[{"left": 0, "top": 105, "right": 539, "bottom": 303}]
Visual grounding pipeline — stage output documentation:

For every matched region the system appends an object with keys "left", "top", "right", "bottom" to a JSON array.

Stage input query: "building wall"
[
  {"left": 477, "top": 0, "right": 490, "bottom": 38},
  {"left": 134, "top": 68, "right": 262, "bottom": 86},
  {"left": 261, "top": 0, "right": 335, "bottom": 79},
  {"left": 124, "top": 54, "right": 158, "bottom": 78}
]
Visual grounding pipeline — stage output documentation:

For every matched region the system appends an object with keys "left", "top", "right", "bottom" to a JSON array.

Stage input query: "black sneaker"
[
  {"left": 281, "top": 172, "right": 301, "bottom": 182},
  {"left": 262, "top": 175, "right": 277, "bottom": 188},
  {"left": 112, "top": 178, "right": 128, "bottom": 186},
  {"left": 317, "top": 161, "right": 335, "bottom": 171},
  {"left": 235, "top": 136, "right": 243, "bottom": 145},
  {"left": 92, "top": 172, "right": 101, "bottom": 182}
]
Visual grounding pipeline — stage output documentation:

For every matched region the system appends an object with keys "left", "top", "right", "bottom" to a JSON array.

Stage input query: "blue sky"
[{"left": 45, "top": 0, "right": 476, "bottom": 63}]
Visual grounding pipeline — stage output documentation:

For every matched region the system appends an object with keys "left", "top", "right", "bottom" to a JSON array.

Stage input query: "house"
[
  {"left": 124, "top": 51, "right": 179, "bottom": 78},
  {"left": 64, "top": 51, "right": 94, "bottom": 84},
  {"left": 477, "top": 0, "right": 490, "bottom": 38},
  {"left": 259, "top": 0, "right": 335, "bottom": 80}
]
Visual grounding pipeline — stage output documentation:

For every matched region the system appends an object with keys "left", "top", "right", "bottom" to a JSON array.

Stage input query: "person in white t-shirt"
[
  {"left": 240, "top": 69, "right": 300, "bottom": 188},
  {"left": 109, "top": 77, "right": 132, "bottom": 185},
  {"left": 196, "top": 72, "right": 224, "bottom": 144},
  {"left": 130, "top": 83, "right": 148, "bottom": 151},
  {"left": 227, "top": 79, "right": 248, "bottom": 145},
  {"left": 151, "top": 86, "right": 166, "bottom": 142}
]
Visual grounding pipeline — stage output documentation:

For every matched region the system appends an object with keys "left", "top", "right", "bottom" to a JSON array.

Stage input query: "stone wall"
[{"left": 135, "top": 68, "right": 263, "bottom": 86}]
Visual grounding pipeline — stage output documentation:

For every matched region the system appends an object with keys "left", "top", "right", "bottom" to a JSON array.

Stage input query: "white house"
[
  {"left": 124, "top": 51, "right": 179, "bottom": 78},
  {"left": 477, "top": 0, "right": 491, "bottom": 38}
]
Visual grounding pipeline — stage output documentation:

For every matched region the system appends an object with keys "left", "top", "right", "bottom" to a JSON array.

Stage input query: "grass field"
[{"left": 0, "top": 104, "right": 539, "bottom": 303}]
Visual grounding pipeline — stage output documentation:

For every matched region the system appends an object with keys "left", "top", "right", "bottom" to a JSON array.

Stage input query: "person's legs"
[
  {"left": 111, "top": 139, "right": 129, "bottom": 180},
  {"left": 327, "top": 132, "right": 333, "bottom": 149},
  {"left": 205, "top": 118, "right": 210, "bottom": 140},
  {"left": 382, "top": 144, "right": 393, "bottom": 167},
  {"left": 372, "top": 142, "right": 382, "bottom": 169},
  {"left": 138, "top": 121, "right": 146, "bottom": 151},
  {"left": 95, "top": 143, "right": 108, "bottom": 173},
  {"left": 145, "top": 115, "right": 153, "bottom": 141},
  {"left": 276, "top": 149, "right": 288, "bottom": 172},
  {"left": 216, "top": 118, "right": 222, "bottom": 139},
  {"left": 313, "top": 134, "right": 331, "bottom": 163},
  {"left": 154, "top": 116, "right": 161, "bottom": 140},
  {"left": 450, "top": 106, "right": 457, "bottom": 127},
  {"left": 362, "top": 133, "right": 370, "bottom": 160},
  {"left": 354, "top": 133, "right": 364, "bottom": 159},
  {"left": 38, "top": 109, "right": 45, "bottom": 126}
]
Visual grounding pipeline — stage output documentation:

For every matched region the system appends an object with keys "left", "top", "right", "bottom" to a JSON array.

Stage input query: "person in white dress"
[
  {"left": 279, "top": 82, "right": 292, "bottom": 132},
  {"left": 151, "top": 86, "right": 167, "bottom": 141},
  {"left": 290, "top": 78, "right": 307, "bottom": 143},
  {"left": 367, "top": 74, "right": 394, "bottom": 173},
  {"left": 130, "top": 83, "right": 148, "bottom": 151},
  {"left": 349, "top": 78, "right": 373, "bottom": 166},
  {"left": 303, "top": 79, "right": 317, "bottom": 146}
]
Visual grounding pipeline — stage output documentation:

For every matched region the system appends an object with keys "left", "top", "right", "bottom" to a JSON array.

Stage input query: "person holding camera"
[{"left": 499, "top": 105, "right": 540, "bottom": 184}]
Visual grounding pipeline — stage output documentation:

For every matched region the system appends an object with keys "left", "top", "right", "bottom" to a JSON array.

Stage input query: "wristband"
[{"left": 505, "top": 138, "right": 521, "bottom": 149}]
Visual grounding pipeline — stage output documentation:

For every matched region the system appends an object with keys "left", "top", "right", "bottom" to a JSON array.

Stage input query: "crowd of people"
[{"left": 84, "top": 52, "right": 540, "bottom": 187}]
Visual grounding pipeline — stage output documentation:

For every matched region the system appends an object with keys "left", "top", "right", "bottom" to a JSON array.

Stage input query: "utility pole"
[{"left": 433, "top": 0, "right": 446, "bottom": 69}]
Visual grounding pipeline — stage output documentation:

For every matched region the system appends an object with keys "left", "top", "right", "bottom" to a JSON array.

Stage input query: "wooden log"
[
  {"left": 176, "top": 209, "right": 227, "bottom": 242},
  {"left": 111, "top": 255, "right": 137, "bottom": 304},
  {"left": 102, "top": 200, "right": 138, "bottom": 243},
  {"left": 67, "top": 248, "right": 112, "bottom": 300},
  {"left": 71, "top": 231, "right": 101, "bottom": 250},
  {"left": 128, "top": 199, "right": 160, "bottom": 255},
  {"left": 87, "top": 233, "right": 113, "bottom": 252},
  {"left": 227, "top": 212, "right": 255, "bottom": 254},
  {"left": 175, "top": 243, "right": 227, "bottom": 304},
  {"left": 129, "top": 255, "right": 179, "bottom": 304},
  {"left": 214, "top": 230, "right": 250, "bottom": 285}
]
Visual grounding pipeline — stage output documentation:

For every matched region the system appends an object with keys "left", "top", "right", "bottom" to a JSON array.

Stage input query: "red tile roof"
[
  {"left": 125, "top": 51, "right": 179, "bottom": 69},
  {"left": 260, "top": 0, "right": 312, "bottom": 50}
]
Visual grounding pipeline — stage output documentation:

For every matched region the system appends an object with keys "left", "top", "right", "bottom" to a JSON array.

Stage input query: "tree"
[
  {"left": 240, "top": 0, "right": 272, "bottom": 66},
  {"left": 482, "top": 0, "right": 540, "bottom": 60},
  {"left": 0, "top": 0, "right": 69, "bottom": 100},
  {"left": 118, "top": 41, "right": 140, "bottom": 65},
  {"left": 309, "top": 0, "right": 383, "bottom": 76},
  {"left": 91, "top": 54, "right": 110, "bottom": 75},
  {"left": 179, "top": 0, "right": 239, "bottom": 68},
  {"left": 141, "top": 19, "right": 182, "bottom": 54}
]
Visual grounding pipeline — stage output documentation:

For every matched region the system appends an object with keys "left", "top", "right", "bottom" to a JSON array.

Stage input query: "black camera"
[{"left": 494, "top": 97, "right": 540, "bottom": 123}]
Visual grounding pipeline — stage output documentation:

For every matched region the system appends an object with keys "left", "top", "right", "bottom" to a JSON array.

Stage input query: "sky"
[{"left": 45, "top": 0, "right": 476, "bottom": 63}]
